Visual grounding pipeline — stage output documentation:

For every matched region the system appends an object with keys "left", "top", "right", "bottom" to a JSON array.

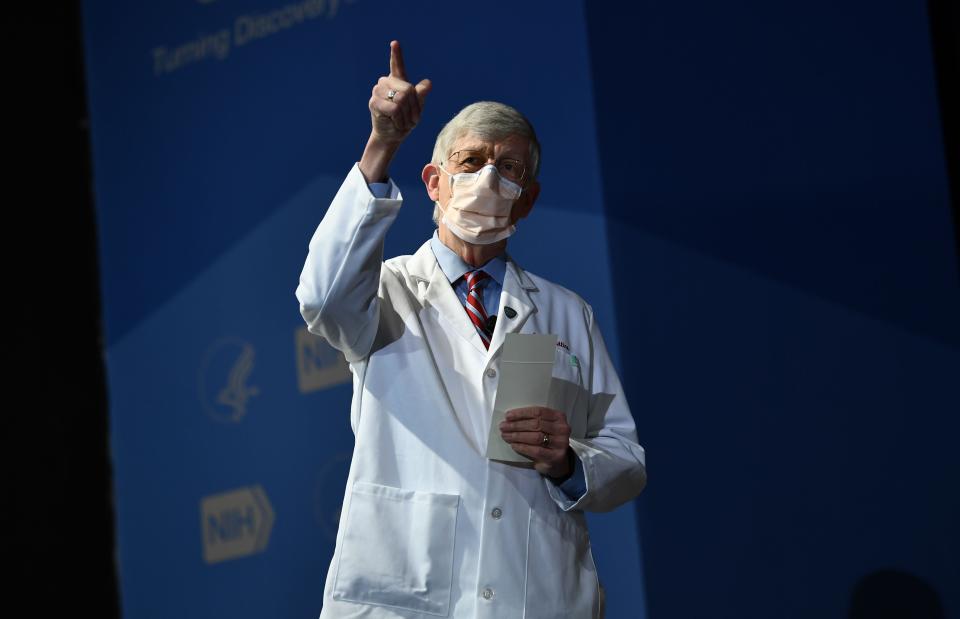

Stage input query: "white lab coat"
[{"left": 297, "top": 164, "right": 646, "bottom": 619}]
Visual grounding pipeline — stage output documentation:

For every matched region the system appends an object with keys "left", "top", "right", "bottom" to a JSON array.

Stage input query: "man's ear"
[
  {"left": 422, "top": 163, "right": 441, "bottom": 202},
  {"left": 511, "top": 179, "right": 540, "bottom": 222}
]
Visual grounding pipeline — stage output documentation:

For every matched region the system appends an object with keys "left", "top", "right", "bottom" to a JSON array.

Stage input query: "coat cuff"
[
  {"left": 544, "top": 441, "right": 593, "bottom": 511},
  {"left": 358, "top": 164, "right": 401, "bottom": 200}
]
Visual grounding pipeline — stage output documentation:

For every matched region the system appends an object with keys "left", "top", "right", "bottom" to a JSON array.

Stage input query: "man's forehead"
[{"left": 451, "top": 132, "right": 528, "bottom": 158}]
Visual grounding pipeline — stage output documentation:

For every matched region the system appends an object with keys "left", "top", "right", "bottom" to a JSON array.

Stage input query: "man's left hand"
[{"left": 500, "top": 406, "right": 573, "bottom": 479}]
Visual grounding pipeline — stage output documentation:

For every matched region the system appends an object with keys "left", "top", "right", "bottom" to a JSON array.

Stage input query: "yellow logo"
[{"left": 200, "top": 485, "right": 275, "bottom": 564}]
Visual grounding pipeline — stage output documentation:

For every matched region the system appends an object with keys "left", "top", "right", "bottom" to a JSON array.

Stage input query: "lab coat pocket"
[
  {"left": 549, "top": 346, "right": 588, "bottom": 439},
  {"left": 524, "top": 509, "right": 599, "bottom": 618},
  {"left": 333, "top": 481, "right": 460, "bottom": 616}
]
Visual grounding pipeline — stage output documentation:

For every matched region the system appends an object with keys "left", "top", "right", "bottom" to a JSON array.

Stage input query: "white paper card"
[{"left": 486, "top": 333, "right": 558, "bottom": 462}]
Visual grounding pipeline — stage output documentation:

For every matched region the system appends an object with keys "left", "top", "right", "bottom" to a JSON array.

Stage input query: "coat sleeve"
[
  {"left": 545, "top": 305, "right": 647, "bottom": 512},
  {"left": 295, "top": 164, "right": 402, "bottom": 362}
]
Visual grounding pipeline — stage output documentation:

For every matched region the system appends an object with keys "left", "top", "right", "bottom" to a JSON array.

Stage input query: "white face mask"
[{"left": 437, "top": 164, "right": 523, "bottom": 245}]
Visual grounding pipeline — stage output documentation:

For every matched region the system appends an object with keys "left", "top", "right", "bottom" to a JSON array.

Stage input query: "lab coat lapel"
[
  {"left": 407, "top": 241, "right": 488, "bottom": 355},
  {"left": 487, "top": 256, "right": 538, "bottom": 359}
]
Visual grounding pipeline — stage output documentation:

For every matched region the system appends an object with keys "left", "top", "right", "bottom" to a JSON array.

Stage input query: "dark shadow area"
[
  {"left": 7, "top": 3, "right": 119, "bottom": 617},
  {"left": 849, "top": 570, "right": 945, "bottom": 619},
  {"left": 928, "top": 0, "right": 960, "bottom": 279},
  {"left": 586, "top": 1, "right": 960, "bottom": 350}
]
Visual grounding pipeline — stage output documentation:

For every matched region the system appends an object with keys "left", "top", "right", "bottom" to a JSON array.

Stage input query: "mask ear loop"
[
  {"left": 435, "top": 163, "right": 453, "bottom": 215},
  {"left": 434, "top": 164, "right": 454, "bottom": 229}
]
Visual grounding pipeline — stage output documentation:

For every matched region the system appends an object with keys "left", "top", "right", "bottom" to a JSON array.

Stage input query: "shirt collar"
[{"left": 429, "top": 230, "right": 506, "bottom": 286}]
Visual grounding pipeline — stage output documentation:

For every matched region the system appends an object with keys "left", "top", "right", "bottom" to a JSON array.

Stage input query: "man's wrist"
[
  {"left": 359, "top": 133, "right": 401, "bottom": 184},
  {"left": 548, "top": 448, "right": 577, "bottom": 484}
]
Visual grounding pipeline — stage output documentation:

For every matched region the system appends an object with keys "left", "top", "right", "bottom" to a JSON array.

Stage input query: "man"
[{"left": 296, "top": 41, "right": 646, "bottom": 619}]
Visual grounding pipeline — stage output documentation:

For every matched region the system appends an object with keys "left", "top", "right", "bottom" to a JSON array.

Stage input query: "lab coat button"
[
  {"left": 481, "top": 587, "right": 494, "bottom": 600},
  {"left": 486, "top": 368, "right": 497, "bottom": 378},
  {"left": 491, "top": 507, "right": 502, "bottom": 519}
]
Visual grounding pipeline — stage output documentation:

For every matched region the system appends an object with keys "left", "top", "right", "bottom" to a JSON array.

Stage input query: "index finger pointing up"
[{"left": 389, "top": 40, "right": 408, "bottom": 81}]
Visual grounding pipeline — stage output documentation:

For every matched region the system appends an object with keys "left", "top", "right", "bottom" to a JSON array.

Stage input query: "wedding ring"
[
  {"left": 387, "top": 89, "right": 397, "bottom": 101},
  {"left": 541, "top": 433, "right": 550, "bottom": 447}
]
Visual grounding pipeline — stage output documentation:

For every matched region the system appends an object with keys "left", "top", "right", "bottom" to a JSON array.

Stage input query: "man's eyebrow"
[
  {"left": 453, "top": 145, "right": 525, "bottom": 162},
  {"left": 453, "top": 145, "right": 523, "bottom": 161},
  {"left": 453, "top": 144, "right": 489, "bottom": 154}
]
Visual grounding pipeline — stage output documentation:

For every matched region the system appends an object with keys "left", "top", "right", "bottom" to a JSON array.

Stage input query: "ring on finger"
[
  {"left": 387, "top": 89, "right": 397, "bottom": 101},
  {"left": 541, "top": 433, "right": 550, "bottom": 447}
]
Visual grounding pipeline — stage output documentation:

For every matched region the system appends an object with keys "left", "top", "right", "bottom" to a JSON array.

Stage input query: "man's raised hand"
[
  {"left": 359, "top": 41, "right": 431, "bottom": 183},
  {"left": 369, "top": 40, "right": 432, "bottom": 145}
]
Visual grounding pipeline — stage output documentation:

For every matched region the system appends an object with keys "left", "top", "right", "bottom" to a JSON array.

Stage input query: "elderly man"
[{"left": 296, "top": 41, "right": 646, "bottom": 619}]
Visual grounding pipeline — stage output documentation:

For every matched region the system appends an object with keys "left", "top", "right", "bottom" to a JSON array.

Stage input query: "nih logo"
[
  {"left": 200, "top": 485, "right": 274, "bottom": 564},
  {"left": 295, "top": 326, "right": 351, "bottom": 393}
]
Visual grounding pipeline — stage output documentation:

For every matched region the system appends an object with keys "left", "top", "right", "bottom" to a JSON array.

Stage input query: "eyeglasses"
[{"left": 445, "top": 149, "right": 527, "bottom": 184}]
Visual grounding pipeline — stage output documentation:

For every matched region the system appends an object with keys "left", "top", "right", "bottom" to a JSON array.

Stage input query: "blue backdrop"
[{"left": 82, "top": 1, "right": 645, "bottom": 617}]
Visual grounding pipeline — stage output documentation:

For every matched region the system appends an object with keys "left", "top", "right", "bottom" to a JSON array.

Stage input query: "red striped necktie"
[{"left": 463, "top": 270, "right": 492, "bottom": 349}]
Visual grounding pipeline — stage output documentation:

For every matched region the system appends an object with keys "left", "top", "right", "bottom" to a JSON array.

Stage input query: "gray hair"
[{"left": 431, "top": 101, "right": 540, "bottom": 224}]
